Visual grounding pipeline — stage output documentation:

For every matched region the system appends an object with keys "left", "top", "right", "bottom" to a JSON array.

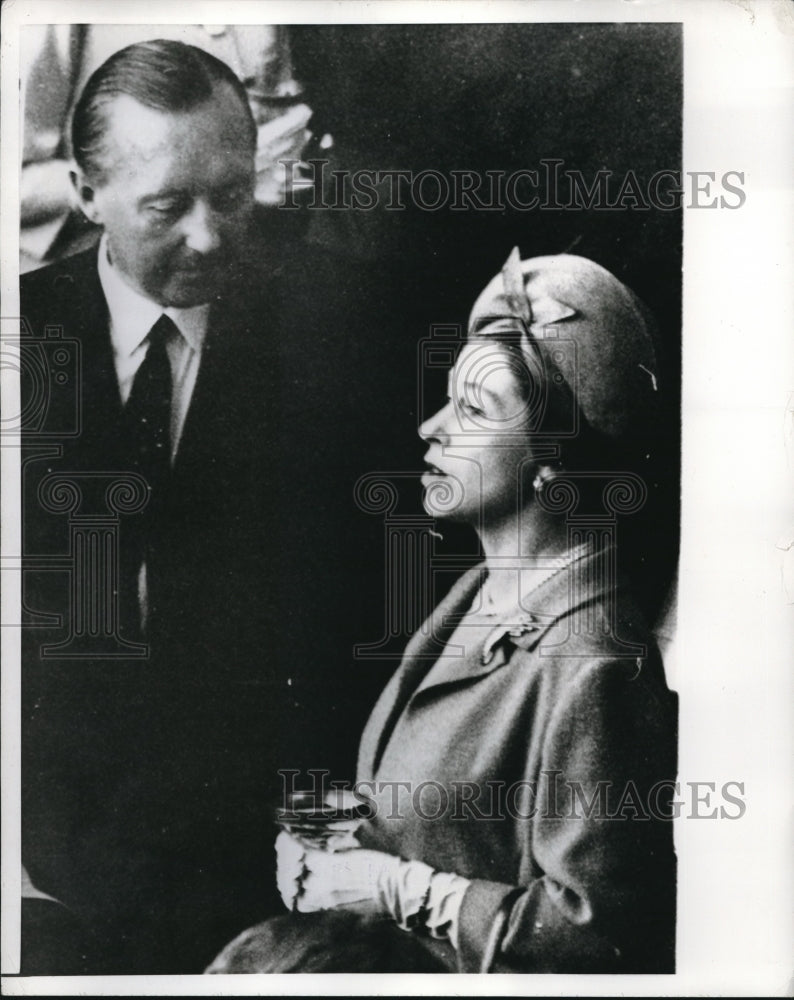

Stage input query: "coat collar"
[{"left": 362, "top": 545, "right": 620, "bottom": 776}]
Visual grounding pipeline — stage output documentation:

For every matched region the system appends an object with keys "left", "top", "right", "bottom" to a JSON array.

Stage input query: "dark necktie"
[
  {"left": 126, "top": 314, "right": 174, "bottom": 491},
  {"left": 119, "top": 315, "right": 176, "bottom": 638}
]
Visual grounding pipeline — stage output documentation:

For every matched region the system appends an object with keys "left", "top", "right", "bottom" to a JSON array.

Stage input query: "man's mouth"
[
  {"left": 179, "top": 263, "right": 213, "bottom": 276},
  {"left": 177, "top": 256, "right": 223, "bottom": 277}
]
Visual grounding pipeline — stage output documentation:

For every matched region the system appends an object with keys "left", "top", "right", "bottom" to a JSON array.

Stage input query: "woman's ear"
[{"left": 532, "top": 463, "right": 563, "bottom": 497}]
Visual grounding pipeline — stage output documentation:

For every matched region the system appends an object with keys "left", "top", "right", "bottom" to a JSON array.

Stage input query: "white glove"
[
  {"left": 275, "top": 830, "right": 470, "bottom": 946},
  {"left": 276, "top": 829, "right": 412, "bottom": 918}
]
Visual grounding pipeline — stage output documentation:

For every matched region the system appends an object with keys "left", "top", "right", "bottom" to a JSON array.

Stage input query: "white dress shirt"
[
  {"left": 97, "top": 234, "right": 210, "bottom": 629},
  {"left": 97, "top": 233, "right": 209, "bottom": 459}
]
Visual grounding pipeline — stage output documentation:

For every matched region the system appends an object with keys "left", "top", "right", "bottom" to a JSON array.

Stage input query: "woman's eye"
[{"left": 458, "top": 398, "right": 484, "bottom": 417}]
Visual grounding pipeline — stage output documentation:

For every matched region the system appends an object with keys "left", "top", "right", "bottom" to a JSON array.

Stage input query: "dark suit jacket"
[
  {"left": 20, "top": 244, "right": 289, "bottom": 971},
  {"left": 357, "top": 548, "right": 678, "bottom": 973}
]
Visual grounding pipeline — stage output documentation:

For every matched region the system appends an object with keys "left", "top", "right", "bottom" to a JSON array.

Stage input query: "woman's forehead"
[{"left": 452, "top": 342, "right": 527, "bottom": 400}]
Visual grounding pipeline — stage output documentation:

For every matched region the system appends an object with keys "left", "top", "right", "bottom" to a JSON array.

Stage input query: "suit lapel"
[
  {"left": 171, "top": 294, "right": 230, "bottom": 474},
  {"left": 78, "top": 254, "right": 120, "bottom": 419},
  {"left": 172, "top": 267, "right": 278, "bottom": 476},
  {"left": 47, "top": 248, "right": 123, "bottom": 455}
]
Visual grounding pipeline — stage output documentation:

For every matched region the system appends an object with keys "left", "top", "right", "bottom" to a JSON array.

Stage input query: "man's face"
[{"left": 73, "top": 84, "right": 255, "bottom": 307}]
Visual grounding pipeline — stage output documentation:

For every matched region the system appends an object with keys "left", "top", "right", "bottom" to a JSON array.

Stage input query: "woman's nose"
[{"left": 418, "top": 401, "right": 451, "bottom": 443}]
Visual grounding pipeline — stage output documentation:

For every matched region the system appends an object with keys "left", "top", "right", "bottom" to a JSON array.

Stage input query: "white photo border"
[{"left": 2, "top": 0, "right": 792, "bottom": 995}]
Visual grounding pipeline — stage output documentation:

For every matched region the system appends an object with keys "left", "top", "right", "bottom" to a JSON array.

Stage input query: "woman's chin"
[{"left": 421, "top": 477, "right": 467, "bottom": 519}]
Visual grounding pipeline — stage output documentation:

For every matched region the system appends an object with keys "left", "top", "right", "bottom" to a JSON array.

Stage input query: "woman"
[{"left": 207, "top": 250, "right": 678, "bottom": 974}]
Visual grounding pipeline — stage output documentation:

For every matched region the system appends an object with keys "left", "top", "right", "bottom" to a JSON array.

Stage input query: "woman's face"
[{"left": 419, "top": 341, "right": 538, "bottom": 525}]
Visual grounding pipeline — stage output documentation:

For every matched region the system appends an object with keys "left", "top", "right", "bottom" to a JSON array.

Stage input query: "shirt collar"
[{"left": 97, "top": 233, "right": 210, "bottom": 357}]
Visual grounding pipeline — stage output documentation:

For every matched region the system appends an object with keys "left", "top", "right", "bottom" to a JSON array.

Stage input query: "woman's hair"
[
  {"left": 468, "top": 328, "right": 628, "bottom": 475},
  {"left": 71, "top": 39, "right": 257, "bottom": 183}
]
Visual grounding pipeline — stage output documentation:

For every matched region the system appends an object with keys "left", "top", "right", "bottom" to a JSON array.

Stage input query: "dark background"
[{"left": 268, "top": 21, "right": 682, "bottom": 778}]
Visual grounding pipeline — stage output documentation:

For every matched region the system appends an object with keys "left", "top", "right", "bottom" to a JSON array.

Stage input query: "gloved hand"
[{"left": 275, "top": 830, "right": 432, "bottom": 920}]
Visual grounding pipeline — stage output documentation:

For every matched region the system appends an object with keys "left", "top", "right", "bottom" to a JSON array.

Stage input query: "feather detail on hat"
[
  {"left": 470, "top": 250, "right": 660, "bottom": 443},
  {"left": 501, "top": 248, "right": 532, "bottom": 325},
  {"left": 529, "top": 298, "right": 578, "bottom": 337},
  {"left": 500, "top": 248, "right": 577, "bottom": 341}
]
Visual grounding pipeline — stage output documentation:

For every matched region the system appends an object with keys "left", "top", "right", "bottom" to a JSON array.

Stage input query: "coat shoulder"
[
  {"left": 516, "top": 578, "right": 675, "bottom": 710},
  {"left": 21, "top": 249, "right": 102, "bottom": 331}
]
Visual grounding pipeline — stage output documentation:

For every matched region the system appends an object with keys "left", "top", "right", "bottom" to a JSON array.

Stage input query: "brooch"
[{"left": 481, "top": 613, "right": 538, "bottom": 665}]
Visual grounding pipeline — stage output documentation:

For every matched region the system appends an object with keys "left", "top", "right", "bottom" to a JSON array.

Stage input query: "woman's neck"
[{"left": 477, "top": 507, "right": 573, "bottom": 613}]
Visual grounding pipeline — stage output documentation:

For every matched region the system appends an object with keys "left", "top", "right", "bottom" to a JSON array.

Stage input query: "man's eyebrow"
[
  {"left": 137, "top": 188, "right": 187, "bottom": 208},
  {"left": 136, "top": 173, "right": 252, "bottom": 209}
]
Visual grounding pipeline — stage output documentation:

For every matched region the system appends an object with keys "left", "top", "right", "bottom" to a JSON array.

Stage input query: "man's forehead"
[{"left": 101, "top": 86, "right": 251, "bottom": 155}]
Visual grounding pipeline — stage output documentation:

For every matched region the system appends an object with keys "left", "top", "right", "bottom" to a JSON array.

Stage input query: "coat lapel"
[
  {"left": 171, "top": 292, "right": 234, "bottom": 475},
  {"left": 359, "top": 547, "right": 621, "bottom": 778},
  {"left": 359, "top": 565, "right": 485, "bottom": 777},
  {"left": 410, "top": 547, "right": 619, "bottom": 694}
]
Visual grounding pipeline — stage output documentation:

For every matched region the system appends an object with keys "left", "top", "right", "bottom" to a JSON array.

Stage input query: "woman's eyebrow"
[
  {"left": 446, "top": 371, "right": 499, "bottom": 403},
  {"left": 463, "top": 379, "right": 497, "bottom": 398}
]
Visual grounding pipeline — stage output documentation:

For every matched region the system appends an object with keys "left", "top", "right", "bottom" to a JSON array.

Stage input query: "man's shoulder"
[{"left": 21, "top": 247, "right": 102, "bottom": 320}]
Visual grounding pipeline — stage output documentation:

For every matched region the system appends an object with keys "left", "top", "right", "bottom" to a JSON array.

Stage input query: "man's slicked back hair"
[{"left": 71, "top": 38, "right": 257, "bottom": 182}]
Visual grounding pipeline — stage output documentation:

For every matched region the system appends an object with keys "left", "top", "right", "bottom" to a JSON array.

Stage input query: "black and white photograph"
[{"left": 1, "top": 0, "right": 791, "bottom": 994}]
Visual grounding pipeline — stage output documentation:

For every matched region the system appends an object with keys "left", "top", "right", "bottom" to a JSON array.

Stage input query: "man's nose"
[{"left": 183, "top": 200, "right": 222, "bottom": 254}]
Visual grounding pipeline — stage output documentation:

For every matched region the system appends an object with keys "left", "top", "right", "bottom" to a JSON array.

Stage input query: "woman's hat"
[{"left": 468, "top": 249, "right": 660, "bottom": 443}]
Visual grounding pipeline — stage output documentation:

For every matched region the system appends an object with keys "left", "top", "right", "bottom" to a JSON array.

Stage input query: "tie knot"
[{"left": 148, "top": 314, "right": 179, "bottom": 348}]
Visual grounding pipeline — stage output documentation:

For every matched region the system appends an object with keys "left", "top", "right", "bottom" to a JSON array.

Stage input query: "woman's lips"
[{"left": 423, "top": 461, "right": 446, "bottom": 476}]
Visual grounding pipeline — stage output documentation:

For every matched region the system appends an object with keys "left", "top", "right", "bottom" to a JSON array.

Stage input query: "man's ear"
[{"left": 69, "top": 164, "right": 103, "bottom": 224}]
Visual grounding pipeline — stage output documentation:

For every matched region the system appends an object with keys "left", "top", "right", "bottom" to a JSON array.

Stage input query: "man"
[
  {"left": 21, "top": 40, "right": 288, "bottom": 972},
  {"left": 20, "top": 24, "right": 310, "bottom": 270}
]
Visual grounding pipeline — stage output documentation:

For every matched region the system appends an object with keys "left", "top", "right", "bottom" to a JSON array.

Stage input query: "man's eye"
[{"left": 148, "top": 202, "right": 183, "bottom": 218}]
